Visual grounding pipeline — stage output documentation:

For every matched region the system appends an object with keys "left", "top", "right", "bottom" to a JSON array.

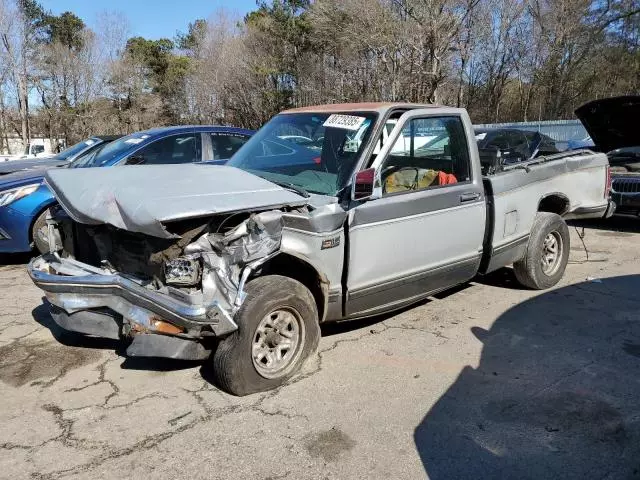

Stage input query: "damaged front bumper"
[{"left": 28, "top": 254, "right": 240, "bottom": 360}]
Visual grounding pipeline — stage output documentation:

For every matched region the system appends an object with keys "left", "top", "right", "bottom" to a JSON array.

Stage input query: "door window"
[
  {"left": 381, "top": 116, "right": 471, "bottom": 195},
  {"left": 127, "top": 134, "right": 198, "bottom": 165},
  {"left": 210, "top": 133, "right": 250, "bottom": 160}
]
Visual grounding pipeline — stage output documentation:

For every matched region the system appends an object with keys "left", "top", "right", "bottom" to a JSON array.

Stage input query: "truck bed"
[{"left": 480, "top": 149, "right": 610, "bottom": 273}]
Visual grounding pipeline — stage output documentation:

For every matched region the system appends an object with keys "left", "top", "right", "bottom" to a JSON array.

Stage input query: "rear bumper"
[
  {"left": 28, "top": 255, "right": 238, "bottom": 359},
  {"left": 564, "top": 200, "right": 616, "bottom": 220}
]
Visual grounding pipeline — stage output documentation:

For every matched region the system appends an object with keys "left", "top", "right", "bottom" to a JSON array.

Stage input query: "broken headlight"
[{"left": 164, "top": 256, "right": 201, "bottom": 286}]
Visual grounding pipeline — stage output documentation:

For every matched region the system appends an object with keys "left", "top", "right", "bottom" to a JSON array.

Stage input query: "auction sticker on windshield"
[{"left": 323, "top": 114, "right": 367, "bottom": 131}]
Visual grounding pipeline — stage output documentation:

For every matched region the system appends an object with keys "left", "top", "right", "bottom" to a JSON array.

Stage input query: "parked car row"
[
  {"left": 23, "top": 101, "right": 615, "bottom": 396},
  {"left": 0, "top": 138, "right": 60, "bottom": 162},
  {"left": 0, "top": 127, "right": 253, "bottom": 254},
  {"left": 0, "top": 136, "right": 121, "bottom": 176}
]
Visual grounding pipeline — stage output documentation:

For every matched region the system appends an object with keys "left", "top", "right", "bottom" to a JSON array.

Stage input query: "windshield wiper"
[{"left": 269, "top": 180, "right": 311, "bottom": 198}]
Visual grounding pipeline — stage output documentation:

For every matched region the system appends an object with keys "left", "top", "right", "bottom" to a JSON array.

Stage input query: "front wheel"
[
  {"left": 513, "top": 212, "right": 570, "bottom": 290},
  {"left": 212, "top": 275, "right": 320, "bottom": 396}
]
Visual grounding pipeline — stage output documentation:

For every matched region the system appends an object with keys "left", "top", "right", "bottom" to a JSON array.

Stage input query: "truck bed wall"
[{"left": 481, "top": 151, "right": 608, "bottom": 274}]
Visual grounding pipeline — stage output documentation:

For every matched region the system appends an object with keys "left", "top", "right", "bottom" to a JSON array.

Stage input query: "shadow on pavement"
[
  {"left": 32, "top": 301, "right": 210, "bottom": 372},
  {"left": 321, "top": 283, "right": 474, "bottom": 337},
  {"left": 474, "top": 267, "right": 524, "bottom": 290},
  {"left": 0, "top": 251, "right": 33, "bottom": 268},
  {"left": 569, "top": 215, "right": 640, "bottom": 234},
  {"left": 31, "top": 298, "right": 212, "bottom": 372},
  {"left": 414, "top": 275, "right": 640, "bottom": 479},
  {"left": 120, "top": 356, "right": 202, "bottom": 372},
  {"left": 32, "top": 302, "right": 121, "bottom": 351}
]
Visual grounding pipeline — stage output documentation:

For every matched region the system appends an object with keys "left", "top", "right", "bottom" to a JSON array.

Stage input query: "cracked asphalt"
[{"left": 1, "top": 218, "right": 640, "bottom": 479}]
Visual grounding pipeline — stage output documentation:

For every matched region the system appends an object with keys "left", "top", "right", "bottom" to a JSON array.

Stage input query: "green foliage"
[
  {"left": 44, "top": 11, "right": 85, "bottom": 50},
  {"left": 244, "top": 0, "right": 314, "bottom": 114},
  {"left": 16, "top": 0, "right": 48, "bottom": 41},
  {"left": 17, "top": 0, "right": 46, "bottom": 24},
  {"left": 125, "top": 37, "right": 176, "bottom": 89},
  {"left": 176, "top": 19, "right": 207, "bottom": 51}
]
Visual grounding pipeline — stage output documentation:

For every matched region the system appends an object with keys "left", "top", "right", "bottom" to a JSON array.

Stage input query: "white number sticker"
[{"left": 323, "top": 114, "right": 367, "bottom": 131}]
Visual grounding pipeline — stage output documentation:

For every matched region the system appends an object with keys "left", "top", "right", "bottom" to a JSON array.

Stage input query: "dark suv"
[{"left": 575, "top": 96, "right": 640, "bottom": 216}]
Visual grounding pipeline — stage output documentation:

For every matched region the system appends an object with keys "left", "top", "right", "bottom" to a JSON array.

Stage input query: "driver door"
[{"left": 346, "top": 109, "right": 486, "bottom": 317}]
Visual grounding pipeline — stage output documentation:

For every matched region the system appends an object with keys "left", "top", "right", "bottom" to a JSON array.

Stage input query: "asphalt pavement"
[{"left": 1, "top": 217, "right": 639, "bottom": 479}]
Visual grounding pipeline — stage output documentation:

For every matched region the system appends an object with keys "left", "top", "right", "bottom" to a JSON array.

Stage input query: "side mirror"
[
  {"left": 125, "top": 155, "right": 145, "bottom": 165},
  {"left": 352, "top": 168, "right": 378, "bottom": 201}
]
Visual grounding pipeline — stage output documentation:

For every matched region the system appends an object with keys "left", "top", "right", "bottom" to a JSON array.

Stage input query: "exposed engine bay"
[{"left": 49, "top": 206, "right": 302, "bottom": 322}]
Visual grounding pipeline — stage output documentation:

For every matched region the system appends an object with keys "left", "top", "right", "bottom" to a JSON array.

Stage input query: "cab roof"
[{"left": 282, "top": 102, "right": 439, "bottom": 114}]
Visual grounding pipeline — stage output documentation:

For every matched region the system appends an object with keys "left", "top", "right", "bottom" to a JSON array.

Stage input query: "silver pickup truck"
[{"left": 28, "top": 103, "right": 614, "bottom": 395}]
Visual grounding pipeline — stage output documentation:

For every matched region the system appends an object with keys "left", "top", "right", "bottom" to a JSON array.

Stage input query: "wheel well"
[
  {"left": 28, "top": 204, "right": 52, "bottom": 243},
  {"left": 259, "top": 254, "right": 326, "bottom": 322},
  {"left": 538, "top": 194, "right": 569, "bottom": 216}
]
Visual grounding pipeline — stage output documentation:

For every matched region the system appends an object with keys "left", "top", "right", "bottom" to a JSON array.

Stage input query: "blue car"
[
  {"left": 566, "top": 136, "right": 595, "bottom": 150},
  {"left": 0, "top": 135, "right": 122, "bottom": 176},
  {"left": 0, "top": 126, "right": 253, "bottom": 254}
]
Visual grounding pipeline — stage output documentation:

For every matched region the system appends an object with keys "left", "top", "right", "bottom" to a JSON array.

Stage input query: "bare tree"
[
  {"left": 182, "top": 9, "right": 243, "bottom": 124},
  {"left": 0, "top": 0, "right": 46, "bottom": 148},
  {"left": 2, "top": 0, "right": 639, "bottom": 141}
]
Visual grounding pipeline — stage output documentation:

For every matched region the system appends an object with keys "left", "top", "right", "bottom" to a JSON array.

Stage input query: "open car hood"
[
  {"left": 45, "top": 164, "right": 309, "bottom": 238},
  {"left": 575, "top": 96, "right": 640, "bottom": 153}
]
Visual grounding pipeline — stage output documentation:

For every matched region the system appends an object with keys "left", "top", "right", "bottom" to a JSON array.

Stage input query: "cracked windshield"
[{"left": 227, "top": 112, "right": 378, "bottom": 196}]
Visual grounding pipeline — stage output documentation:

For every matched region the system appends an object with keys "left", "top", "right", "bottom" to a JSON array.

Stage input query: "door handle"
[{"left": 460, "top": 192, "right": 481, "bottom": 203}]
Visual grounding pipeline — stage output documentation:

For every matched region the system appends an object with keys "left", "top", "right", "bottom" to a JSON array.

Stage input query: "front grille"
[{"left": 612, "top": 177, "right": 640, "bottom": 194}]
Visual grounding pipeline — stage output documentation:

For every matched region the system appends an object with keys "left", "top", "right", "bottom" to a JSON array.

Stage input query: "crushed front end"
[{"left": 28, "top": 208, "right": 287, "bottom": 360}]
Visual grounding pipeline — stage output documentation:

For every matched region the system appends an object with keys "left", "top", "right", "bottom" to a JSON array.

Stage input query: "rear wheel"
[
  {"left": 212, "top": 275, "right": 320, "bottom": 396},
  {"left": 31, "top": 210, "right": 49, "bottom": 254},
  {"left": 513, "top": 212, "right": 570, "bottom": 290}
]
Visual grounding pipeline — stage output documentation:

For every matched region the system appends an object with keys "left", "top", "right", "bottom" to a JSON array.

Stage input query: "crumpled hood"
[
  {"left": 45, "top": 164, "right": 309, "bottom": 238},
  {"left": 575, "top": 96, "right": 640, "bottom": 153}
]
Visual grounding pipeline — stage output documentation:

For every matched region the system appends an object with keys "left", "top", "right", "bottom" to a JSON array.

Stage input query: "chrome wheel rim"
[
  {"left": 541, "top": 231, "right": 562, "bottom": 276},
  {"left": 252, "top": 308, "right": 305, "bottom": 379}
]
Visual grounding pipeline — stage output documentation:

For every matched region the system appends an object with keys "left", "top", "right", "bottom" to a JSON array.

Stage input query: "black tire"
[
  {"left": 32, "top": 210, "right": 49, "bottom": 254},
  {"left": 212, "top": 275, "right": 320, "bottom": 396},
  {"left": 513, "top": 212, "right": 570, "bottom": 290}
]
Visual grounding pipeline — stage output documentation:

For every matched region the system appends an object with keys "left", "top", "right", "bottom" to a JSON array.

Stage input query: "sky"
[{"left": 39, "top": 0, "right": 258, "bottom": 40}]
